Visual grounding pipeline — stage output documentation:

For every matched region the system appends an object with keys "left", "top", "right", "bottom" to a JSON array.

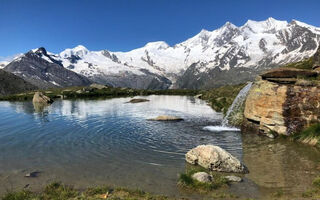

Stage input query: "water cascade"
[{"left": 203, "top": 82, "right": 253, "bottom": 132}]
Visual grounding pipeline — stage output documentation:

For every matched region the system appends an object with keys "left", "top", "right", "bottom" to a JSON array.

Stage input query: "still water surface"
[{"left": 0, "top": 95, "right": 319, "bottom": 199}]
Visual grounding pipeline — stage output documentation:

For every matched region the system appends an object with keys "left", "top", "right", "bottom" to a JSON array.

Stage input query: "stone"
[
  {"left": 225, "top": 175, "right": 242, "bottom": 182},
  {"left": 186, "top": 145, "right": 249, "bottom": 173},
  {"left": 32, "top": 92, "right": 53, "bottom": 104},
  {"left": 191, "top": 172, "right": 212, "bottom": 183},
  {"left": 90, "top": 83, "right": 108, "bottom": 90},
  {"left": 148, "top": 115, "right": 183, "bottom": 121},
  {"left": 128, "top": 98, "right": 150, "bottom": 103},
  {"left": 25, "top": 171, "right": 40, "bottom": 178},
  {"left": 194, "top": 94, "right": 203, "bottom": 99}
]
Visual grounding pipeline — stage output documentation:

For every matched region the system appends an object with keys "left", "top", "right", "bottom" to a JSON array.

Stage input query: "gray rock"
[
  {"left": 128, "top": 98, "right": 149, "bottom": 103},
  {"left": 186, "top": 145, "right": 249, "bottom": 173},
  {"left": 25, "top": 171, "right": 40, "bottom": 178},
  {"left": 225, "top": 175, "right": 242, "bottom": 182},
  {"left": 148, "top": 115, "right": 183, "bottom": 121},
  {"left": 90, "top": 83, "right": 108, "bottom": 90},
  {"left": 191, "top": 172, "right": 212, "bottom": 183}
]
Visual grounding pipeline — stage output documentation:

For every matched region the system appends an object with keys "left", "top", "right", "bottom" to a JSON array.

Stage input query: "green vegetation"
[
  {"left": 201, "top": 84, "right": 246, "bottom": 114},
  {"left": 292, "top": 123, "right": 320, "bottom": 146},
  {"left": 177, "top": 168, "right": 228, "bottom": 193},
  {"left": 1, "top": 182, "right": 172, "bottom": 200},
  {"left": 0, "top": 86, "right": 199, "bottom": 101},
  {"left": 301, "top": 176, "right": 320, "bottom": 198},
  {"left": 283, "top": 57, "right": 314, "bottom": 70}
]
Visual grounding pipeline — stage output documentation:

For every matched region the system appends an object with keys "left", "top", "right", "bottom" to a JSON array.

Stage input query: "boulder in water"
[
  {"left": 128, "top": 98, "right": 149, "bottom": 103},
  {"left": 148, "top": 115, "right": 183, "bottom": 121},
  {"left": 186, "top": 145, "right": 249, "bottom": 173},
  {"left": 32, "top": 92, "right": 53, "bottom": 104},
  {"left": 191, "top": 172, "right": 212, "bottom": 183},
  {"left": 25, "top": 171, "right": 40, "bottom": 178}
]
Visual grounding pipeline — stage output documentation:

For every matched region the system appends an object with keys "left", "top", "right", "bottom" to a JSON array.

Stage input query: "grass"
[
  {"left": 177, "top": 168, "right": 229, "bottom": 193},
  {"left": 292, "top": 123, "right": 320, "bottom": 146},
  {"left": 301, "top": 176, "right": 320, "bottom": 198},
  {"left": 283, "top": 57, "right": 314, "bottom": 70},
  {"left": 201, "top": 83, "right": 246, "bottom": 114},
  {"left": 1, "top": 182, "right": 172, "bottom": 200}
]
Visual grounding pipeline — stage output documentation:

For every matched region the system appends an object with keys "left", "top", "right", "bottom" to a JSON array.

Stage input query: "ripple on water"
[{"left": 0, "top": 96, "right": 242, "bottom": 196}]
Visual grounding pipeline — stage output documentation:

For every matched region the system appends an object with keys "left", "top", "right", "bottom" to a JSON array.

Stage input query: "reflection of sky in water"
[{"left": 0, "top": 96, "right": 242, "bottom": 196}]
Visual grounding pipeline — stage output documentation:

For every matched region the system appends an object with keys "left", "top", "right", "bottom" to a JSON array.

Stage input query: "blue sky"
[{"left": 0, "top": 0, "right": 319, "bottom": 58}]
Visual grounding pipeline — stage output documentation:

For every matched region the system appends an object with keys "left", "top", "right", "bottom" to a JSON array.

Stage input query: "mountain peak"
[
  {"left": 222, "top": 21, "right": 237, "bottom": 29},
  {"left": 60, "top": 45, "right": 89, "bottom": 58},
  {"left": 243, "top": 18, "right": 288, "bottom": 33},
  {"left": 144, "top": 41, "right": 169, "bottom": 49},
  {"left": 73, "top": 45, "right": 88, "bottom": 51}
]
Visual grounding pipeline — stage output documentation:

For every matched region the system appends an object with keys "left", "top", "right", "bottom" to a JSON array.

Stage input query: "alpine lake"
[{"left": 0, "top": 95, "right": 319, "bottom": 199}]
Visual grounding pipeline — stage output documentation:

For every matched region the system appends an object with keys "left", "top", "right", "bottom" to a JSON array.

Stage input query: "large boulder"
[
  {"left": 32, "top": 92, "right": 53, "bottom": 104},
  {"left": 185, "top": 145, "right": 249, "bottom": 173}
]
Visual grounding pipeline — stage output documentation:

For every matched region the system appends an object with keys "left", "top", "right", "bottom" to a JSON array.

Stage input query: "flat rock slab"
[
  {"left": 148, "top": 115, "right": 184, "bottom": 121},
  {"left": 261, "top": 68, "right": 317, "bottom": 79},
  {"left": 128, "top": 98, "right": 150, "bottom": 103},
  {"left": 186, "top": 145, "right": 249, "bottom": 174}
]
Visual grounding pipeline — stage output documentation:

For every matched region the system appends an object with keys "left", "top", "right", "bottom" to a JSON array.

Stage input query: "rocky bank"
[{"left": 243, "top": 67, "right": 320, "bottom": 136}]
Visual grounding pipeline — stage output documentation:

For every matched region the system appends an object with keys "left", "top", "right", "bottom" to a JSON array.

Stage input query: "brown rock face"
[
  {"left": 244, "top": 80, "right": 287, "bottom": 135},
  {"left": 243, "top": 75, "right": 320, "bottom": 135}
]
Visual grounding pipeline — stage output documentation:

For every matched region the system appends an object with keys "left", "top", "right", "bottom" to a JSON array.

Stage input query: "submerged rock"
[
  {"left": 32, "top": 92, "right": 53, "bottom": 104},
  {"left": 191, "top": 172, "right": 212, "bottom": 183},
  {"left": 128, "top": 98, "right": 150, "bottom": 103},
  {"left": 185, "top": 145, "right": 249, "bottom": 173},
  {"left": 225, "top": 175, "right": 242, "bottom": 182},
  {"left": 25, "top": 171, "right": 40, "bottom": 178},
  {"left": 148, "top": 115, "right": 183, "bottom": 121}
]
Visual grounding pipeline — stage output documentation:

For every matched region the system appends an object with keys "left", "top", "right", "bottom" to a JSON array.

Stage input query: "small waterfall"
[{"left": 221, "top": 82, "right": 253, "bottom": 127}]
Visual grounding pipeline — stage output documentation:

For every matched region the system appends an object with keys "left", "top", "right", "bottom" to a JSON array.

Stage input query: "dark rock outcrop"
[
  {"left": 4, "top": 48, "right": 92, "bottom": 89},
  {"left": 0, "top": 69, "right": 37, "bottom": 96}
]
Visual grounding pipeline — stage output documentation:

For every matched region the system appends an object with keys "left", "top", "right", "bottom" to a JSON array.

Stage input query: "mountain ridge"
[{"left": 2, "top": 18, "right": 320, "bottom": 89}]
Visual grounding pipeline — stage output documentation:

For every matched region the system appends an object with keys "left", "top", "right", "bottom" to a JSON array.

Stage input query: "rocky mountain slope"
[
  {"left": 2, "top": 18, "right": 320, "bottom": 89},
  {"left": 0, "top": 69, "right": 37, "bottom": 96},
  {"left": 4, "top": 48, "right": 92, "bottom": 89}
]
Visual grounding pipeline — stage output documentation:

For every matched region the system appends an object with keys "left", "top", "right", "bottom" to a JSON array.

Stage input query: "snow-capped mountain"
[
  {"left": 3, "top": 18, "right": 320, "bottom": 89},
  {"left": 4, "top": 48, "right": 91, "bottom": 89}
]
